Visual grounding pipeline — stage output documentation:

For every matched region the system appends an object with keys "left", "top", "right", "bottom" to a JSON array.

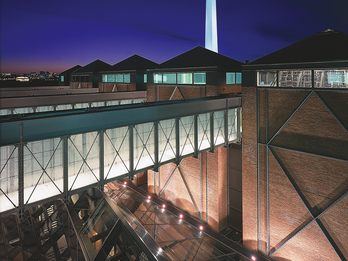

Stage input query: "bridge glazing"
[{"left": 0, "top": 97, "right": 241, "bottom": 215}]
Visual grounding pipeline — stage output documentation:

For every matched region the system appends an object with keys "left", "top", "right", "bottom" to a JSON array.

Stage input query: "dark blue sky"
[{"left": 1, "top": 0, "right": 347, "bottom": 74}]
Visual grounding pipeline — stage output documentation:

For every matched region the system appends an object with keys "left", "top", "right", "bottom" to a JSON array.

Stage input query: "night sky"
[{"left": 1, "top": 0, "right": 347, "bottom": 74}]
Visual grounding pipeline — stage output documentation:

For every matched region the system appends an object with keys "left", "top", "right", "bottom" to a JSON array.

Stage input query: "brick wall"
[
  {"left": 147, "top": 147, "right": 228, "bottom": 232},
  {"left": 98, "top": 83, "right": 136, "bottom": 92},
  {"left": 242, "top": 87, "right": 348, "bottom": 260}
]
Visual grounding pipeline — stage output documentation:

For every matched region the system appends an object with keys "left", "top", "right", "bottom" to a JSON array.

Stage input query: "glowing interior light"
[
  {"left": 251, "top": 256, "right": 256, "bottom": 261},
  {"left": 179, "top": 214, "right": 184, "bottom": 219},
  {"left": 199, "top": 225, "right": 204, "bottom": 231},
  {"left": 147, "top": 195, "right": 152, "bottom": 200},
  {"left": 123, "top": 181, "right": 127, "bottom": 187},
  {"left": 161, "top": 204, "right": 166, "bottom": 209}
]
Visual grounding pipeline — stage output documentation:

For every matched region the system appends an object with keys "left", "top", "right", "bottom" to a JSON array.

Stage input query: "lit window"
[
  {"left": 144, "top": 74, "right": 147, "bottom": 83},
  {"left": 102, "top": 75, "right": 107, "bottom": 82},
  {"left": 154, "top": 74, "right": 162, "bottom": 83},
  {"left": 116, "top": 74, "right": 123, "bottom": 82},
  {"left": 279, "top": 70, "right": 311, "bottom": 87},
  {"left": 163, "top": 73, "right": 176, "bottom": 84},
  {"left": 108, "top": 74, "right": 115, "bottom": 82},
  {"left": 60, "top": 76, "right": 64, "bottom": 82},
  {"left": 258, "top": 71, "right": 276, "bottom": 86},
  {"left": 177, "top": 73, "right": 192, "bottom": 84},
  {"left": 194, "top": 73, "right": 206, "bottom": 84},
  {"left": 124, "top": 74, "right": 130, "bottom": 83},
  {"left": 236, "top": 73, "right": 242, "bottom": 84},
  {"left": 226, "top": 73, "right": 235, "bottom": 84}
]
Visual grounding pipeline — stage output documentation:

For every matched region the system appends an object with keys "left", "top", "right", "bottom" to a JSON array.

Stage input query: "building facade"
[{"left": 242, "top": 29, "right": 348, "bottom": 260}]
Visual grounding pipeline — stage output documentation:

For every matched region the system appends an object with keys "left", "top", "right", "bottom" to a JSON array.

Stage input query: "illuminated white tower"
[{"left": 205, "top": 0, "right": 218, "bottom": 52}]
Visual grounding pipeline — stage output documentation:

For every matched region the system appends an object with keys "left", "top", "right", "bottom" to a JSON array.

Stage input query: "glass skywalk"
[{"left": 0, "top": 96, "right": 241, "bottom": 215}]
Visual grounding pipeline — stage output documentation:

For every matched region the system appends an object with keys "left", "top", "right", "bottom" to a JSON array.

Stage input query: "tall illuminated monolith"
[{"left": 205, "top": 0, "right": 218, "bottom": 52}]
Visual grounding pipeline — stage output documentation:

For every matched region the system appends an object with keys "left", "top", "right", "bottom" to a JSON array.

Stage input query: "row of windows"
[
  {"left": 154, "top": 73, "right": 206, "bottom": 84},
  {"left": 102, "top": 74, "right": 130, "bottom": 83},
  {"left": 258, "top": 70, "right": 348, "bottom": 88},
  {"left": 72, "top": 76, "right": 89, "bottom": 82}
]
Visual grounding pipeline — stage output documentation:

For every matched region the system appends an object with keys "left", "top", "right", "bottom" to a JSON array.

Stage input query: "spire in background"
[{"left": 205, "top": 0, "right": 218, "bottom": 53}]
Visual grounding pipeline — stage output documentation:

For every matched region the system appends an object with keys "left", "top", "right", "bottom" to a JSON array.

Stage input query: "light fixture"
[
  {"left": 179, "top": 214, "right": 184, "bottom": 219},
  {"left": 147, "top": 195, "right": 152, "bottom": 200},
  {"left": 123, "top": 181, "right": 127, "bottom": 187},
  {"left": 199, "top": 225, "right": 204, "bottom": 231},
  {"left": 161, "top": 204, "right": 166, "bottom": 209},
  {"left": 251, "top": 256, "right": 256, "bottom": 261}
]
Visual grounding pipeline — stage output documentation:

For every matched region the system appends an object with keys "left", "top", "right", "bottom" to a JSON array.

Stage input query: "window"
[
  {"left": 163, "top": 73, "right": 176, "bottom": 84},
  {"left": 236, "top": 73, "right": 242, "bottom": 84},
  {"left": 226, "top": 73, "right": 235, "bottom": 84},
  {"left": 279, "top": 70, "right": 311, "bottom": 87},
  {"left": 177, "top": 73, "right": 192, "bottom": 84},
  {"left": 60, "top": 76, "right": 64, "bottom": 82},
  {"left": 144, "top": 74, "right": 147, "bottom": 83},
  {"left": 108, "top": 74, "right": 115, "bottom": 82},
  {"left": 154, "top": 74, "right": 162, "bottom": 83},
  {"left": 116, "top": 74, "right": 123, "bottom": 82},
  {"left": 102, "top": 75, "right": 107, "bottom": 82},
  {"left": 315, "top": 69, "right": 348, "bottom": 88},
  {"left": 258, "top": 71, "right": 276, "bottom": 86},
  {"left": 194, "top": 73, "right": 206, "bottom": 84},
  {"left": 124, "top": 74, "right": 130, "bottom": 83}
]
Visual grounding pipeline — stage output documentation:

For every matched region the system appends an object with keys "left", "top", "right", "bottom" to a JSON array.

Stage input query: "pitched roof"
[
  {"left": 59, "top": 65, "right": 82, "bottom": 75},
  {"left": 159, "top": 46, "right": 243, "bottom": 69},
  {"left": 72, "top": 59, "right": 111, "bottom": 74},
  {"left": 249, "top": 29, "right": 348, "bottom": 65},
  {"left": 108, "top": 54, "right": 158, "bottom": 71}
]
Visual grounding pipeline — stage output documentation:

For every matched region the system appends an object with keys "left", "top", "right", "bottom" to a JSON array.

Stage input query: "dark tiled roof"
[
  {"left": 59, "top": 65, "right": 82, "bottom": 75},
  {"left": 159, "top": 46, "right": 243, "bottom": 69},
  {"left": 72, "top": 59, "right": 111, "bottom": 74},
  {"left": 249, "top": 29, "right": 348, "bottom": 65},
  {"left": 108, "top": 54, "right": 158, "bottom": 71}
]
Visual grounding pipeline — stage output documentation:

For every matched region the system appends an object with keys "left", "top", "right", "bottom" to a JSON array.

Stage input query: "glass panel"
[
  {"left": 315, "top": 69, "right": 348, "bottom": 88},
  {"left": 0, "top": 109, "right": 10, "bottom": 116},
  {"left": 258, "top": 71, "right": 276, "bottom": 86},
  {"left": 194, "top": 73, "right": 206, "bottom": 84},
  {"left": 36, "top": 106, "right": 54, "bottom": 113},
  {"left": 106, "top": 100, "right": 119, "bottom": 106},
  {"left": 226, "top": 73, "right": 235, "bottom": 84},
  {"left": 74, "top": 103, "right": 89, "bottom": 109},
  {"left": 60, "top": 75, "right": 64, "bottom": 82},
  {"left": 228, "top": 109, "right": 238, "bottom": 141},
  {"left": 102, "top": 75, "right": 107, "bottom": 82},
  {"left": 177, "top": 73, "right": 192, "bottom": 84},
  {"left": 24, "top": 138, "right": 63, "bottom": 204},
  {"left": 116, "top": 74, "right": 123, "bottom": 82},
  {"left": 104, "top": 126, "right": 130, "bottom": 180},
  {"left": 134, "top": 123, "right": 155, "bottom": 170},
  {"left": 197, "top": 113, "right": 211, "bottom": 150},
  {"left": 158, "top": 119, "right": 176, "bottom": 163},
  {"left": 144, "top": 74, "right": 147, "bottom": 83},
  {"left": 236, "top": 72, "right": 242, "bottom": 84},
  {"left": 124, "top": 74, "right": 130, "bottom": 83},
  {"left": 213, "top": 110, "right": 225, "bottom": 146},
  {"left": 56, "top": 104, "right": 73, "bottom": 111},
  {"left": 68, "top": 132, "right": 99, "bottom": 191},
  {"left": 279, "top": 70, "right": 311, "bottom": 87},
  {"left": 91, "top": 102, "right": 105, "bottom": 107},
  {"left": 179, "top": 115, "right": 194, "bottom": 156},
  {"left": 0, "top": 145, "right": 18, "bottom": 211},
  {"left": 13, "top": 107, "right": 34, "bottom": 114},
  {"left": 154, "top": 74, "right": 162, "bottom": 83},
  {"left": 108, "top": 74, "right": 115, "bottom": 82},
  {"left": 133, "top": 98, "right": 146, "bottom": 104},
  {"left": 163, "top": 73, "right": 176, "bottom": 84}
]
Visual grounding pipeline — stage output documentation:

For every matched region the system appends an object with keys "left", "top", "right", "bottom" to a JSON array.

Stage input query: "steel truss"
[{"left": 256, "top": 88, "right": 348, "bottom": 260}]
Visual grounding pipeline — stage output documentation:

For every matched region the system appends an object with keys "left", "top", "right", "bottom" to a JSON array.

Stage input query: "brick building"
[
  {"left": 99, "top": 54, "right": 158, "bottom": 92},
  {"left": 58, "top": 65, "right": 81, "bottom": 86},
  {"left": 147, "top": 46, "right": 243, "bottom": 102},
  {"left": 242, "top": 29, "right": 348, "bottom": 260},
  {"left": 70, "top": 59, "right": 111, "bottom": 89}
]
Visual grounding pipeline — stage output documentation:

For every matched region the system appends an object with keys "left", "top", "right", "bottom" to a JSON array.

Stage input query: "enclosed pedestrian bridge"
[{"left": 0, "top": 96, "right": 241, "bottom": 216}]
